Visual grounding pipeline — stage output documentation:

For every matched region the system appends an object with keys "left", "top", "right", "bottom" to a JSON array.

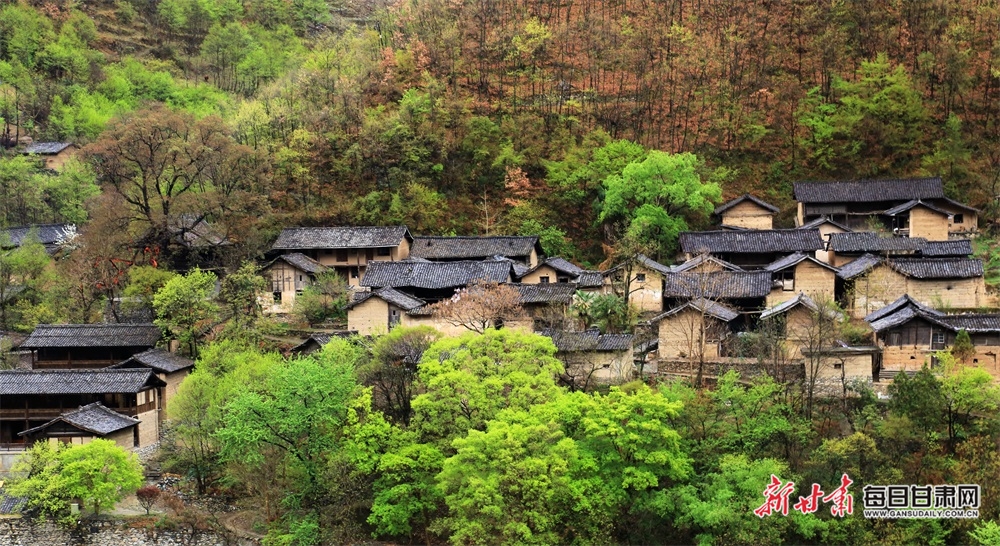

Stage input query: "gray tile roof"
[
  {"left": 513, "top": 283, "right": 578, "bottom": 304},
  {"left": 576, "top": 271, "right": 605, "bottom": 288},
  {"left": 921, "top": 240, "right": 973, "bottom": 257},
  {"left": 20, "top": 402, "right": 139, "bottom": 437},
  {"left": 869, "top": 305, "right": 926, "bottom": 332},
  {"left": 869, "top": 305, "right": 1000, "bottom": 334},
  {"left": 936, "top": 314, "right": 1000, "bottom": 333},
  {"left": 663, "top": 271, "right": 773, "bottom": 299},
  {"left": 889, "top": 257, "right": 984, "bottom": 279},
  {"left": 864, "top": 295, "right": 944, "bottom": 324},
  {"left": 360, "top": 260, "right": 512, "bottom": 289},
  {"left": 938, "top": 196, "right": 980, "bottom": 213},
  {"left": 542, "top": 257, "right": 582, "bottom": 275},
  {"left": 793, "top": 177, "right": 944, "bottom": 203},
  {"left": 837, "top": 254, "right": 883, "bottom": 280},
  {"left": 798, "top": 217, "right": 852, "bottom": 232},
  {"left": 760, "top": 293, "right": 842, "bottom": 321},
  {"left": 672, "top": 254, "right": 744, "bottom": 273},
  {"left": 713, "top": 194, "right": 780, "bottom": 215},
  {"left": 21, "top": 142, "right": 73, "bottom": 155},
  {"left": 828, "top": 232, "right": 926, "bottom": 253},
  {"left": 883, "top": 200, "right": 951, "bottom": 217},
  {"left": 113, "top": 348, "right": 194, "bottom": 374},
  {"left": 542, "top": 329, "right": 633, "bottom": 352},
  {"left": 679, "top": 229, "right": 823, "bottom": 254},
  {"left": 0, "top": 223, "right": 76, "bottom": 248},
  {"left": 763, "top": 252, "right": 838, "bottom": 273},
  {"left": 347, "top": 287, "right": 427, "bottom": 311},
  {"left": 270, "top": 253, "right": 327, "bottom": 275},
  {"left": 0, "top": 369, "right": 165, "bottom": 395},
  {"left": 272, "top": 226, "right": 410, "bottom": 250},
  {"left": 20, "top": 323, "right": 161, "bottom": 349},
  {"left": 409, "top": 236, "right": 540, "bottom": 260},
  {"left": 650, "top": 298, "right": 739, "bottom": 323}
]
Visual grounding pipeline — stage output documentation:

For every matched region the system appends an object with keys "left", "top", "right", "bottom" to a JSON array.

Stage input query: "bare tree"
[
  {"left": 429, "top": 280, "right": 527, "bottom": 333},
  {"left": 794, "top": 295, "right": 846, "bottom": 419}
]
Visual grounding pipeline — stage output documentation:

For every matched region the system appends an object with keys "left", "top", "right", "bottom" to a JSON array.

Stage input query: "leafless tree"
[{"left": 430, "top": 280, "right": 527, "bottom": 333}]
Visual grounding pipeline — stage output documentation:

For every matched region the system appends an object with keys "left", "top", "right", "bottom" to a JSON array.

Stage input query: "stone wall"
[{"left": 0, "top": 519, "right": 256, "bottom": 546}]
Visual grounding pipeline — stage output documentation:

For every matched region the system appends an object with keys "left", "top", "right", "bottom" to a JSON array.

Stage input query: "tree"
[
  {"left": 120, "top": 265, "right": 178, "bottom": 320},
  {"left": 0, "top": 233, "right": 50, "bottom": 330},
  {"left": 7, "top": 442, "right": 71, "bottom": 522},
  {"left": 136, "top": 485, "right": 161, "bottom": 515},
  {"left": 218, "top": 260, "right": 267, "bottom": 336},
  {"left": 798, "top": 296, "right": 847, "bottom": 419},
  {"left": 153, "top": 268, "right": 218, "bottom": 356},
  {"left": 292, "top": 270, "right": 349, "bottom": 325},
  {"left": 358, "top": 326, "right": 442, "bottom": 425},
  {"left": 428, "top": 280, "right": 527, "bottom": 334},
  {"left": 951, "top": 329, "right": 975, "bottom": 363},
  {"left": 599, "top": 151, "right": 722, "bottom": 255}
]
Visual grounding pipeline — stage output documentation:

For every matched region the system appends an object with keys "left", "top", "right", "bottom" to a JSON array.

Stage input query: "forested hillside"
[{"left": 3, "top": 0, "right": 1000, "bottom": 272}]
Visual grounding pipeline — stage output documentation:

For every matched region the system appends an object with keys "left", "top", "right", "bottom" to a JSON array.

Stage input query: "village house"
[
  {"left": 763, "top": 253, "right": 839, "bottom": 307},
  {"left": 108, "top": 348, "right": 194, "bottom": 405},
  {"left": 797, "top": 217, "right": 851, "bottom": 263},
  {"left": 793, "top": 177, "right": 977, "bottom": 236},
  {"left": 542, "top": 329, "right": 634, "bottom": 388},
  {"left": 290, "top": 334, "right": 334, "bottom": 356},
  {"left": 0, "top": 368, "right": 164, "bottom": 449},
  {"left": 649, "top": 298, "right": 741, "bottom": 361},
  {"left": 270, "top": 226, "right": 412, "bottom": 284},
  {"left": 678, "top": 229, "right": 824, "bottom": 268},
  {"left": 867, "top": 295, "right": 1000, "bottom": 377},
  {"left": 826, "top": 232, "right": 972, "bottom": 267},
  {"left": 882, "top": 200, "right": 952, "bottom": 240},
  {"left": 359, "top": 260, "right": 513, "bottom": 301},
  {"left": 19, "top": 402, "right": 141, "bottom": 449},
  {"left": 19, "top": 324, "right": 162, "bottom": 369},
  {"left": 19, "top": 142, "right": 78, "bottom": 171},
  {"left": 0, "top": 223, "right": 76, "bottom": 254},
  {"left": 518, "top": 256, "right": 588, "bottom": 284},
  {"left": 838, "top": 256, "right": 986, "bottom": 318},
  {"left": 712, "top": 195, "right": 780, "bottom": 230},
  {"left": 409, "top": 236, "right": 542, "bottom": 267},
  {"left": 512, "top": 283, "right": 578, "bottom": 330},
  {"left": 604, "top": 255, "right": 674, "bottom": 314},
  {"left": 262, "top": 253, "right": 328, "bottom": 313},
  {"left": 759, "top": 293, "right": 844, "bottom": 359},
  {"left": 662, "top": 270, "right": 774, "bottom": 312}
]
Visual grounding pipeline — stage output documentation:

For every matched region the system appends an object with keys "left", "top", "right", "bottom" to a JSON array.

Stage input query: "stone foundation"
[{"left": 0, "top": 519, "right": 255, "bottom": 546}]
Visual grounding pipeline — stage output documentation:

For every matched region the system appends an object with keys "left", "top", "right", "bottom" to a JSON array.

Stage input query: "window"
[
  {"left": 933, "top": 331, "right": 945, "bottom": 345},
  {"left": 296, "top": 289, "right": 303, "bottom": 296},
  {"left": 298, "top": 275, "right": 303, "bottom": 282},
  {"left": 780, "top": 270, "right": 794, "bottom": 291},
  {"left": 539, "top": 276, "right": 550, "bottom": 283},
  {"left": 350, "top": 267, "right": 360, "bottom": 279},
  {"left": 377, "top": 247, "right": 391, "bottom": 256},
  {"left": 636, "top": 273, "right": 646, "bottom": 282},
  {"left": 557, "top": 276, "right": 570, "bottom": 283},
  {"left": 954, "top": 214, "right": 964, "bottom": 224},
  {"left": 336, "top": 249, "right": 348, "bottom": 261},
  {"left": 273, "top": 292, "right": 282, "bottom": 303},
  {"left": 833, "top": 363, "right": 843, "bottom": 369}
]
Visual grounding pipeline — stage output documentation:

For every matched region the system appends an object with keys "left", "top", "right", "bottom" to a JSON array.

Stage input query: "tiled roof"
[
  {"left": 798, "top": 217, "right": 852, "bottom": 232},
  {"left": 168, "top": 215, "right": 228, "bottom": 247},
  {"left": 763, "top": 252, "right": 838, "bottom": 273},
  {"left": 888, "top": 258, "right": 983, "bottom": 279},
  {"left": 937, "top": 196, "right": 980, "bottom": 213},
  {"left": 713, "top": 194, "right": 780, "bottom": 215},
  {"left": 270, "top": 253, "right": 327, "bottom": 275},
  {"left": 663, "top": 271, "right": 773, "bottom": 299},
  {"left": 20, "top": 323, "right": 161, "bottom": 349},
  {"left": 650, "top": 298, "right": 739, "bottom": 323},
  {"left": 828, "top": 232, "right": 926, "bottom": 253},
  {"left": 409, "top": 236, "right": 540, "bottom": 260},
  {"left": 0, "top": 369, "right": 165, "bottom": 395},
  {"left": 21, "top": 142, "right": 73, "bottom": 155},
  {"left": 513, "top": 283, "right": 578, "bottom": 304},
  {"left": 542, "top": 329, "right": 633, "bottom": 352},
  {"left": 679, "top": 229, "right": 823, "bottom": 254},
  {"left": 837, "top": 254, "right": 882, "bottom": 280},
  {"left": 360, "top": 260, "right": 512, "bottom": 289},
  {"left": 869, "top": 306, "right": 1000, "bottom": 334},
  {"left": 20, "top": 402, "right": 139, "bottom": 437},
  {"left": 576, "top": 271, "right": 605, "bottom": 288},
  {"left": 542, "top": 257, "right": 582, "bottom": 275},
  {"left": 869, "top": 305, "right": 924, "bottom": 332},
  {"left": 864, "top": 295, "right": 944, "bottom": 324},
  {"left": 921, "top": 240, "right": 973, "bottom": 257},
  {"left": 883, "top": 199, "right": 951, "bottom": 217},
  {"left": 936, "top": 314, "right": 1000, "bottom": 333},
  {"left": 671, "top": 254, "right": 744, "bottom": 273},
  {"left": 760, "top": 293, "right": 843, "bottom": 320},
  {"left": 793, "top": 177, "right": 944, "bottom": 203},
  {"left": 272, "top": 226, "right": 410, "bottom": 249},
  {"left": 112, "top": 348, "right": 194, "bottom": 374},
  {"left": 347, "top": 287, "right": 427, "bottom": 311},
  {"left": 0, "top": 223, "right": 76, "bottom": 247}
]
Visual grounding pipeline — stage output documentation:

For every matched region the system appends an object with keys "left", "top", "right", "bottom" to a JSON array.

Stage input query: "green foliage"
[
  {"left": 952, "top": 329, "right": 975, "bottom": 363},
  {"left": 153, "top": 268, "right": 218, "bottom": 356},
  {"left": 218, "top": 261, "right": 268, "bottom": 337},
  {"left": 292, "top": 270, "right": 348, "bottom": 325},
  {"left": 122, "top": 266, "right": 178, "bottom": 318},
  {"left": 599, "top": 150, "right": 722, "bottom": 256}
]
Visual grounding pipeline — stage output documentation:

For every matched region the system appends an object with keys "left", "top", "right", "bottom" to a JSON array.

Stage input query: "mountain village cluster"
[{"left": 0, "top": 167, "right": 993, "bottom": 454}]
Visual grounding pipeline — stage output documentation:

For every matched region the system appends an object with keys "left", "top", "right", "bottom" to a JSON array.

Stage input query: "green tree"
[
  {"left": 153, "top": 268, "right": 218, "bottom": 356},
  {"left": 951, "top": 329, "right": 975, "bottom": 363},
  {"left": 599, "top": 151, "right": 722, "bottom": 256},
  {"left": 218, "top": 260, "right": 267, "bottom": 336},
  {"left": 57, "top": 439, "right": 144, "bottom": 515},
  {"left": 292, "top": 270, "right": 348, "bottom": 326},
  {"left": 0, "top": 233, "right": 50, "bottom": 330},
  {"left": 6, "top": 442, "right": 71, "bottom": 522},
  {"left": 121, "top": 265, "right": 178, "bottom": 320},
  {"left": 359, "top": 326, "right": 442, "bottom": 425}
]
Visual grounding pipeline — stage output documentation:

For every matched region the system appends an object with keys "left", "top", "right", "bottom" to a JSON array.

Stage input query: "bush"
[{"left": 136, "top": 485, "right": 160, "bottom": 515}]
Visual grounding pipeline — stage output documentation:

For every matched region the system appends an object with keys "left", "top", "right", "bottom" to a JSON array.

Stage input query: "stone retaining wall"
[{"left": 0, "top": 519, "right": 256, "bottom": 546}]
